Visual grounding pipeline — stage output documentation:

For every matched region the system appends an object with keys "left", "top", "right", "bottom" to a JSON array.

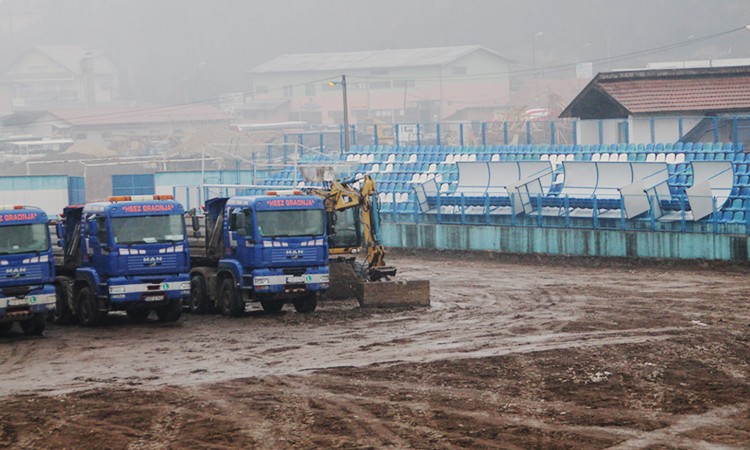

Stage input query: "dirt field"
[{"left": 1, "top": 251, "right": 750, "bottom": 449}]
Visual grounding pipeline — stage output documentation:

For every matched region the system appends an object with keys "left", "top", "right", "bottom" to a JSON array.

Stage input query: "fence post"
[
  {"left": 395, "top": 123, "right": 400, "bottom": 147},
  {"left": 536, "top": 195, "right": 543, "bottom": 228},
  {"left": 564, "top": 195, "right": 570, "bottom": 228},
  {"left": 436, "top": 123, "right": 441, "bottom": 146},
  {"left": 680, "top": 195, "right": 686, "bottom": 233},
  {"left": 593, "top": 196, "right": 599, "bottom": 230},
  {"left": 510, "top": 194, "right": 517, "bottom": 227},
  {"left": 648, "top": 195, "right": 656, "bottom": 231},
  {"left": 713, "top": 116, "right": 720, "bottom": 143},
  {"left": 712, "top": 196, "right": 718, "bottom": 234},
  {"left": 374, "top": 124, "right": 379, "bottom": 147},
  {"left": 503, "top": 122, "right": 509, "bottom": 145},
  {"left": 678, "top": 117, "right": 684, "bottom": 141},
  {"left": 733, "top": 117, "right": 739, "bottom": 150},
  {"left": 620, "top": 195, "right": 626, "bottom": 230},
  {"left": 484, "top": 193, "right": 490, "bottom": 225},
  {"left": 572, "top": 119, "right": 578, "bottom": 145},
  {"left": 459, "top": 123, "right": 464, "bottom": 146},
  {"left": 319, "top": 132, "right": 324, "bottom": 153},
  {"left": 650, "top": 117, "right": 655, "bottom": 144},
  {"left": 436, "top": 192, "right": 442, "bottom": 224},
  {"left": 526, "top": 121, "right": 532, "bottom": 145},
  {"left": 416, "top": 123, "right": 421, "bottom": 146},
  {"left": 412, "top": 192, "right": 419, "bottom": 224},
  {"left": 550, "top": 121, "right": 556, "bottom": 145},
  {"left": 460, "top": 193, "right": 466, "bottom": 225},
  {"left": 481, "top": 122, "right": 487, "bottom": 146}
]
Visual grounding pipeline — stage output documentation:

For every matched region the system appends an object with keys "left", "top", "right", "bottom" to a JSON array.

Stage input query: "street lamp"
[{"left": 329, "top": 75, "right": 350, "bottom": 154}]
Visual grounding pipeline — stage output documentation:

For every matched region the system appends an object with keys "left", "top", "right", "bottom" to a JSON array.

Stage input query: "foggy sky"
[{"left": 0, "top": 0, "right": 748, "bottom": 104}]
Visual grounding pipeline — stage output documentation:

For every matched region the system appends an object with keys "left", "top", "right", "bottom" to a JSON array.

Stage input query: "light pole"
[{"left": 329, "top": 75, "right": 350, "bottom": 154}]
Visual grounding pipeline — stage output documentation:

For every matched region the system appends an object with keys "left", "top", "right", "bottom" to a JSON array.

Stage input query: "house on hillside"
[
  {"left": 559, "top": 66, "right": 750, "bottom": 146},
  {"left": 0, "top": 104, "right": 230, "bottom": 155},
  {"left": 0, "top": 45, "right": 122, "bottom": 112},
  {"left": 247, "top": 45, "right": 511, "bottom": 125}
]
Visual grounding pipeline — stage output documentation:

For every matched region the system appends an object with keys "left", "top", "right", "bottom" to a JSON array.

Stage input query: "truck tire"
[
  {"left": 156, "top": 298, "right": 182, "bottom": 323},
  {"left": 51, "top": 283, "right": 74, "bottom": 325},
  {"left": 126, "top": 307, "right": 151, "bottom": 322},
  {"left": 293, "top": 293, "right": 318, "bottom": 313},
  {"left": 260, "top": 300, "right": 284, "bottom": 313},
  {"left": 20, "top": 313, "right": 45, "bottom": 336},
  {"left": 0, "top": 322, "right": 12, "bottom": 334},
  {"left": 218, "top": 278, "right": 244, "bottom": 317},
  {"left": 76, "top": 286, "right": 103, "bottom": 327},
  {"left": 188, "top": 275, "right": 213, "bottom": 314}
]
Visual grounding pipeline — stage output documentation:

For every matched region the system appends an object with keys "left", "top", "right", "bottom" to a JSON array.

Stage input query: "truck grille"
[
  {"left": 270, "top": 248, "right": 317, "bottom": 264},
  {"left": 126, "top": 254, "right": 179, "bottom": 272}
]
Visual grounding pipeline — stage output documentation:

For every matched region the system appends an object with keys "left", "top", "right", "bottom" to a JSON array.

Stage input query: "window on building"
[
  {"left": 393, "top": 80, "right": 416, "bottom": 88},
  {"left": 305, "top": 83, "right": 316, "bottom": 96},
  {"left": 369, "top": 81, "right": 391, "bottom": 89},
  {"left": 452, "top": 66, "right": 467, "bottom": 75}
]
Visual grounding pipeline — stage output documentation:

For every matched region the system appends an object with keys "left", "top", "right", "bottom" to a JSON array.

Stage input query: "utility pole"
[
  {"left": 330, "top": 74, "right": 350, "bottom": 154},
  {"left": 342, "top": 74, "right": 350, "bottom": 154}
]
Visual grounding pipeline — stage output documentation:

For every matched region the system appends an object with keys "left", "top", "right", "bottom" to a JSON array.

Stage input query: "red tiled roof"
[
  {"left": 48, "top": 104, "right": 230, "bottom": 126},
  {"left": 599, "top": 76, "right": 750, "bottom": 113}
]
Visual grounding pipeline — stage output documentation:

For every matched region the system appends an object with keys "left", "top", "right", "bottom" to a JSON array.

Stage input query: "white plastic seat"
[
  {"left": 618, "top": 153, "right": 628, "bottom": 162},
  {"left": 491, "top": 154, "right": 500, "bottom": 161},
  {"left": 655, "top": 153, "right": 666, "bottom": 162},
  {"left": 445, "top": 154, "right": 455, "bottom": 164},
  {"left": 346, "top": 154, "right": 355, "bottom": 162},
  {"left": 599, "top": 153, "right": 610, "bottom": 162},
  {"left": 440, "top": 183, "right": 449, "bottom": 193},
  {"left": 419, "top": 173, "right": 428, "bottom": 183},
  {"left": 386, "top": 154, "right": 396, "bottom": 163},
  {"left": 541, "top": 154, "right": 549, "bottom": 161},
  {"left": 566, "top": 154, "right": 575, "bottom": 161},
  {"left": 435, "top": 173, "right": 443, "bottom": 182},
  {"left": 591, "top": 153, "right": 601, "bottom": 162},
  {"left": 665, "top": 153, "right": 676, "bottom": 164},
  {"left": 675, "top": 153, "right": 685, "bottom": 163},
  {"left": 410, "top": 173, "right": 420, "bottom": 183},
  {"left": 408, "top": 154, "right": 417, "bottom": 163},
  {"left": 468, "top": 154, "right": 477, "bottom": 162},
  {"left": 645, "top": 153, "right": 656, "bottom": 162},
  {"left": 385, "top": 163, "right": 393, "bottom": 172},
  {"left": 427, "top": 163, "right": 437, "bottom": 173},
  {"left": 371, "top": 163, "right": 380, "bottom": 172}
]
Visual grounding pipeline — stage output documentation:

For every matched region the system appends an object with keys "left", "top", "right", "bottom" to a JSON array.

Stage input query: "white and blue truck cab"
[
  {"left": 0, "top": 205, "right": 55, "bottom": 336},
  {"left": 188, "top": 191, "right": 329, "bottom": 316},
  {"left": 54, "top": 195, "right": 190, "bottom": 326}
]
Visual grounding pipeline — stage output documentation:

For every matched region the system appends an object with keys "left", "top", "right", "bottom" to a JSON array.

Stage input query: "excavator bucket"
[{"left": 325, "top": 261, "right": 430, "bottom": 307}]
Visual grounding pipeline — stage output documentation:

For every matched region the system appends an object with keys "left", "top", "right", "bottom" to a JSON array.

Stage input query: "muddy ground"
[{"left": 1, "top": 251, "right": 750, "bottom": 449}]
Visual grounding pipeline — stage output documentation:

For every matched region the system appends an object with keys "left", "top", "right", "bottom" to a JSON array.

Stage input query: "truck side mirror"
[
  {"left": 88, "top": 221, "right": 97, "bottom": 237},
  {"left": 55, "top": 222, "right": 64, "bottom": 239},
  {"left": 191, "top": 215, "right": 200, "bottom": 232}
]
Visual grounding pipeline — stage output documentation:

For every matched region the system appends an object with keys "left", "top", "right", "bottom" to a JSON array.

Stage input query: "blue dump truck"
[
  {"left": 0, "top": 205, "right": 56, "bottom": 336},
  {"left": 188, "top": 191, "right": 329, "bottom": 316},
  {"left": 53, "top": 195, "right": 191, "bottom": 326}
]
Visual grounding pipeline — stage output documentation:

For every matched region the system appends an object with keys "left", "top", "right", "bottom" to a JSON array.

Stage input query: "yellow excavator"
[{"left": 306, "top": 175, "right": 430, "bottom": 307}]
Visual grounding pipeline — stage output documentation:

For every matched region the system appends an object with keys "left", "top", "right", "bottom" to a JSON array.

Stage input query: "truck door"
[{"left": 227, "top": 207, "right": 256, "bottom": 266}]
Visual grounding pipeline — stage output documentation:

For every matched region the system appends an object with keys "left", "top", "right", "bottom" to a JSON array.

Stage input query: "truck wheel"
[
  {"left": 260, "top": 300, "right": 283, "bottom": 313},
  {"left": 51, "top": 283, "right": 74, "bottom": 325},
  {"left": 0, "top": 322, "right": 13, "bottom": 334},
  {"left": 76, "top": 286, "right": 102, "bottom": 327},
  {"left": 156, "top": 299, "right": 182, "bottom": 323},
  {"left": 188, "top": 275, "right": 213, "bottom": 314},
  {"left": 126, "top": 307, "right": 151, "bottom": 322},
  {"left": 219, "top": 278, "right": 244, "bottom": 317},
  {"left": 293, "top": 293, "right": 318, "bottom": 313},
  {"left": 20, "top": 314, "right": 46, "bottom": 336}
]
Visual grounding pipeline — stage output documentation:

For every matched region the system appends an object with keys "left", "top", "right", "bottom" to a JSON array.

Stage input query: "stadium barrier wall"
[{"left": 381, "top": 222, "right": 750, "bottom": 262}]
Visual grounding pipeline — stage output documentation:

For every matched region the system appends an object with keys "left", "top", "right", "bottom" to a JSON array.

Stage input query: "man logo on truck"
[
  {"left": 286, "top": 249, "right": 304, "bottom": 260},
  {"left": 6, "top": 267, "right": 26, "bottom": 277},
  {"left": 143, "top": 256, "right": 163, "bottom": 266}
]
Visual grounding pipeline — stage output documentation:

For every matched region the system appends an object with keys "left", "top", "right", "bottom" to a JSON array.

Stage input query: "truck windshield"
[
  {"left": 0, "top": 223, "right": 50, "bottom": 255},
  {"left": 111, "top": 214, "right": 185, "bottom": 245},
  {"left": 256, "top": 209, "right": 325, "bottom": 238}
]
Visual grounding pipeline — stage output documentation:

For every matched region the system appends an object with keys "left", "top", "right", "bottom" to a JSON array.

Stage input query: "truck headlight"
[
  {"left": 109, "top": 286, "right": 126, "bottom": 294},
  {"left": 254, "top": 277, "right": 270, "bottom": 286},
  {"left": 320, "top": 276, "right": 329, "bottom": 283},
  {"left": 179, "top": 282, "right": 191, "bottom": 290}
]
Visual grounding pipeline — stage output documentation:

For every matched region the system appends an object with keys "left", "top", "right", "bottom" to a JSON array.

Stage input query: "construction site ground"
[{"left": 1, "top": 250, "right": 750, "bottom": 449}]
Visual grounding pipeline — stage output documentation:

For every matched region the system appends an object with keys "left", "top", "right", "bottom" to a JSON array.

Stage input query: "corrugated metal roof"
[
  {"left": 46, "top": 105, "right": 230, "bottom": 126},
  {"left": 600, "top": 77, "right": 750, "bottom": 113},
  {"left": 250, "top": 45, "right": 507, "bottom": 73}
]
